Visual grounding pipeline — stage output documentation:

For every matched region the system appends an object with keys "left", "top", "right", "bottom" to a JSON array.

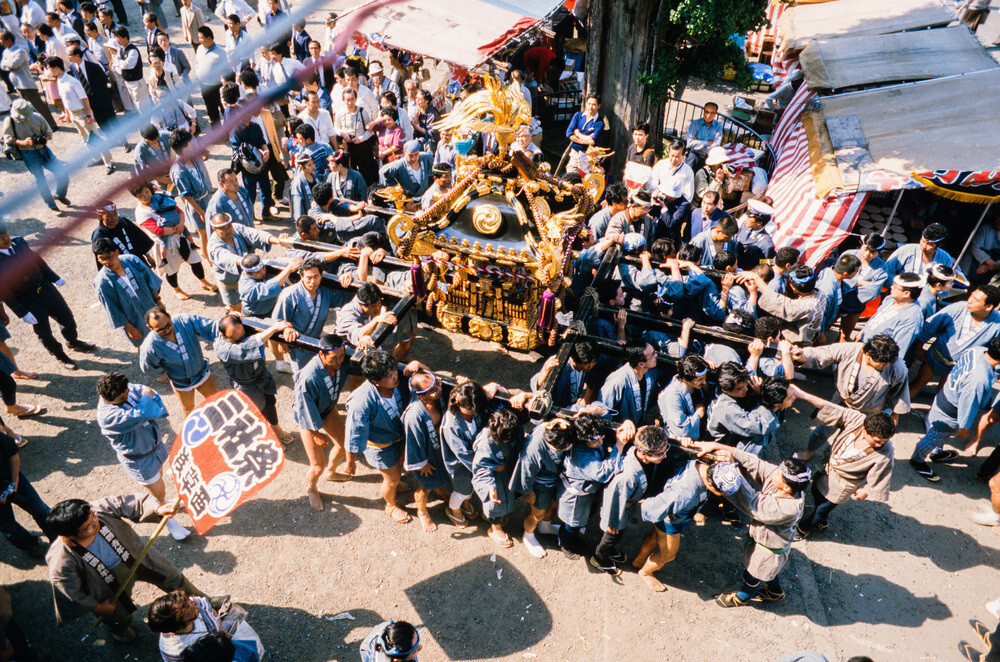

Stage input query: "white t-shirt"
[
  {"left": 56, "top": 73, "right": 87, "bottom": 112},
  {"left": 648, "top": 158, "right": 694, "bottom": 202}
]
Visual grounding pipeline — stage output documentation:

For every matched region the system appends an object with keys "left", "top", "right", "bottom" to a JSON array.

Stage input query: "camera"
[{"left": 30, "top": 134, "right": 46, "bottom": 147}]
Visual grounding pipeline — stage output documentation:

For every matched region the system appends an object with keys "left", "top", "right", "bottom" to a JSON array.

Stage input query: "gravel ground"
[{"left": 0, "top": 4, "right": 998, "bottom": 661}]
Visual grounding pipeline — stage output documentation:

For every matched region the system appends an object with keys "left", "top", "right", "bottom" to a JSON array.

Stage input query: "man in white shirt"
[
  {"left": 647, "top": 139, "right": 694, "bottom": 240},
  {"left": 109, "top": 26, "right": 148, "bottom": 109},
  {"left": 343, "top": 66, "right": 378, "bottom": 122},
  {"left": 46, "top": 55, "right": 112, "bottom": 171},
  {"left": 194, "top": 25, "right": 224, "bottom": 124},
  {"left": 214, "top": 0, "right": 254, "bottom": 26},
  {"left": 16, "top": 0, "right": 46, "bottom": 28},
  {"left": 298, "top": 90, "right": 335, "bottom": 146}
]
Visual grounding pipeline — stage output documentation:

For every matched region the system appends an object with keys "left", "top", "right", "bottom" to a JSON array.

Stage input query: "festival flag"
[{"left": 168, "top": 390, "right": 285, "bottom": 535}]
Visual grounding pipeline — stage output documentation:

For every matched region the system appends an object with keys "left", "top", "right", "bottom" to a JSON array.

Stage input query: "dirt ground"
[{"left": 0, "top": 4, "right": 998, "bottom": 661}]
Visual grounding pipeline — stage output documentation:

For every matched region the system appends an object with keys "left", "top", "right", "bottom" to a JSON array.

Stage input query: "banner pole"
[
  {"left": 92, "top": 497, "right": 183, "bottom": 630},
  {"left": 955, "top": 202, "right": 993, "bottom": 267},
  {"left": 881, "top": 189, "right": 905, "bottom": 237}
]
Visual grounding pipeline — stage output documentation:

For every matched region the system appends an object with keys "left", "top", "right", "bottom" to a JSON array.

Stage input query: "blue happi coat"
[
  {"left": 918, "top": 301, "right": 1000, "bottom": 364},
  {"left": 929, "top": 348, "right": 998, "bottom": 430},
  {"left": 345, "top": 381, "right": 407, "bottom": 453},
  {"left": 138, "top": 314, "right": 217, "bottom": 389},
  {"left": 599, "top": 364, "right": 657, "bottom": 426},
  {"left": 292, "top": 354, "right": 347, "bottom": 430},
  {"left": 509, "top": 423, "right": 566, "bottom": 496},
  {"left": 472, "top": 427, "right": 518, "bottom": 520},
  {"left": 95, "top": 255, "right": 162, "bottom": 346},
  {"left": 861, "top": 299, "right": 924, "bottom": 355},
  {"left": 558, "top": 441, "right": 622, "bottom": 527},
  {"left": 440, "top": 409, "right": 482, "bottom": 495},
  {"left": 402, "top": 398, "right": 449, "bottom": 490},
  {"left": 272, "top": 282, "right": 342, "bottom": 370},
  {"left": 206, "top": 187, "right": 255, "bottom": 228},
  {"left": 657, "top": 376, "right": 701, "bottom": 439},
  {"left": 884, "top": 244, "right": 964, "bottom": 281}
]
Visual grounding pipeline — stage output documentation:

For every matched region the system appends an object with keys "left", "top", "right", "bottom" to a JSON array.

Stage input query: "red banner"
[{"left": 168, "top": 390, "right": 284, "bottom": 535}]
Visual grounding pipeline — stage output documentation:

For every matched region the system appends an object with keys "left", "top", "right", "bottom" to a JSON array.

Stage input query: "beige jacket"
[{"left": 45, "top": 494, "right": 176, "bottom": 624}]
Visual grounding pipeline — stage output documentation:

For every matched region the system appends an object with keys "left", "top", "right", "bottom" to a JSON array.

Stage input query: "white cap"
[{"left": 747, "top": 199, "right": 775, "bottom": 217}]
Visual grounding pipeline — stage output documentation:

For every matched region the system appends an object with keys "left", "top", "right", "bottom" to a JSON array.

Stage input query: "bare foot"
[
  {"left": 11, "top": 370, "right": 37, "bottom": 380},
  {"left": 631, "top": 554, "right": 649, "bottom": 570},
  {"left": 323, "top": 470, "right": 353, "bottom": 482},
  {"left": 638, "top": 571, "right": 667, "bottom": 592},
  {"left": 307, "top": 490, "right": 324, "bottom": 511},
  {"left": 386, "top": 504, "right": 411, "bottom": 523},
  {"left": 395, "top": 481, "right": 413, "bottom": 494},
  {"left": 156, "top": 373, "right": 170, "bottom": 383},
  {"left": 172, "top": 288, "right": 191, "bottom": 300},
  {"left": 418, "top": 510, "right": 437, "bottom": 532}
]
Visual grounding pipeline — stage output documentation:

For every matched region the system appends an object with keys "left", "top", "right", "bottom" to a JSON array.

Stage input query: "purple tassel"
[
  {"left": 536, "top": 289, "right": 556, "bottom": 329},
  {"left": 410, "top": 263, "right": 427, "bottom": 298}
]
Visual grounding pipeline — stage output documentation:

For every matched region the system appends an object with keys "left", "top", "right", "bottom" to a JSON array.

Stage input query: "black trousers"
[
  {"left": 25, "top": 284, "right": 77, "bottom": 358},
  {"left": 347, "top": 136, "right": 378, "bottom": 186},
  {"left": 201, "top": 85, "right": 223, "bottom": 125},
  {"left": 593, "top": 529, "right": 625, "bottom": 565},
  {"left": 0, "top": 370, "right": 15, "bottom": 407}
]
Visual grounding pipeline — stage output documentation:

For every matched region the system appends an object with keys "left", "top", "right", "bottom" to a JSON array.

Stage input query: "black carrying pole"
[{"left": 529, "top": 244, "right": 622, "bottom": 418}]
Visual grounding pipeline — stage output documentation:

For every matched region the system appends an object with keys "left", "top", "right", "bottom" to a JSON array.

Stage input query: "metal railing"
[{"left": 663, "top": 97, "right": 775, "bottom": 174}]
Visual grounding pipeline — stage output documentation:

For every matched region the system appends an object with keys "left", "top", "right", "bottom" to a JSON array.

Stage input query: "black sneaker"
[
  {"left": 56, "top": 356, "right": 77, "bottom": 370},
  {"left": 588, "top": 555, "right": 622, "bottom": 576},
  {"left": 67, "top": 340, "right": 98, "bottom": 352},
  {"left": 608, "top": 549, "right": 628, "bottom": 564},
  {"left": 929, "top": 449, "right": 959, "bottom": 463},
  {"left": 54, "top": 196, "right": 71, "bottom": 206},
  {"left": 910, "top": 458, "right": 940, "bottom": 482}
]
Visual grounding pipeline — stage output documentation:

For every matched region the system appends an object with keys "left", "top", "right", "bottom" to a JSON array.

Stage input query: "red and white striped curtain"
[{"left": 766, "top": 62, "right": 869, "bottom": 267}]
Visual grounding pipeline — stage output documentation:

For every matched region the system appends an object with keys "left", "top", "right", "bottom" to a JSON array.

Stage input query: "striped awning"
[{"left": 340, "top": 0, "right": 563, "bottom": 69}]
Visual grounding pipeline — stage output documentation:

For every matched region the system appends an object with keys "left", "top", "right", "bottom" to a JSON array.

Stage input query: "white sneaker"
[
  {"left": 523, "top": 532, "right": 547, "bottom": 558},
  {"left": 275, "top": 361, "right": 293, "bottom": 374},
  {"left": 166, "top": 518, "right": 191, "bottom": 541},
  {"left": 969, "top": 510, "right": 1000, "bottom": 527}
]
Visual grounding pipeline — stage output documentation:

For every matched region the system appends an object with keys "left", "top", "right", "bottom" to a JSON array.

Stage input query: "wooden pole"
[{"left": 93, "top": 497, "right": 182, "bottom": 630}]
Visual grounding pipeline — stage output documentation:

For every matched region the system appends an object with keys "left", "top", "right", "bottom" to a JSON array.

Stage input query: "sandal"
[
  {"left": 11, "top": 370, "right": 37, "bottom": 380},
  {"left": 385, "top": 504, "right": 412, "bottom": 524},
  {"left": 200, "top": 282, "right": 218, "bottom": 293},
  {"left": 172, "top": 288, "right": 191, "bottom": 301},
  {"left": 445, "top": 508, "right": 468, "bottom": 528},
  {"left": 11, "top": 404, "right": 42, "bottom": 419},
  {"left": 715, "top": 592, "right": 749, "bottom": 608},
  {"left": 488, "top": 528, "right": 513, "bottom": 548},
  {"left": 461, "top": 501, "right": 478, "bottom": 520}
]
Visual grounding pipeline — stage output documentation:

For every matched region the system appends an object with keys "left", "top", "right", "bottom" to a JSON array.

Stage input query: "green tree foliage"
[{"left": 639, "top": 0, "right": 772, "bottom": 102}]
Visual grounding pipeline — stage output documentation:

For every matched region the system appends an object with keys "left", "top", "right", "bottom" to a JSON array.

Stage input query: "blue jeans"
[
  {"left": 912, "top": 420, "right": 954, "bottom": 462},
  {"left": 21, "top": 148, "right": 68, "bottom": 211},
  {"left": 0, "top": 474, "right": 53, "bottom": 550}
]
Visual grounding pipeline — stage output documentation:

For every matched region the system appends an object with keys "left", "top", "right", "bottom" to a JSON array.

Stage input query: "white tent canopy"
[
  {"left": 799, "top": 26, "right": 998, "bottom": 90},
  {"left": 340, "top": 0, "right": 563, "bottom": 69},
  {"left": 779, "top": 0, "right": 957, "bottom": 51},
  {"left": 817, "top": 69, "right": 1000, "bottom": 175}
]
